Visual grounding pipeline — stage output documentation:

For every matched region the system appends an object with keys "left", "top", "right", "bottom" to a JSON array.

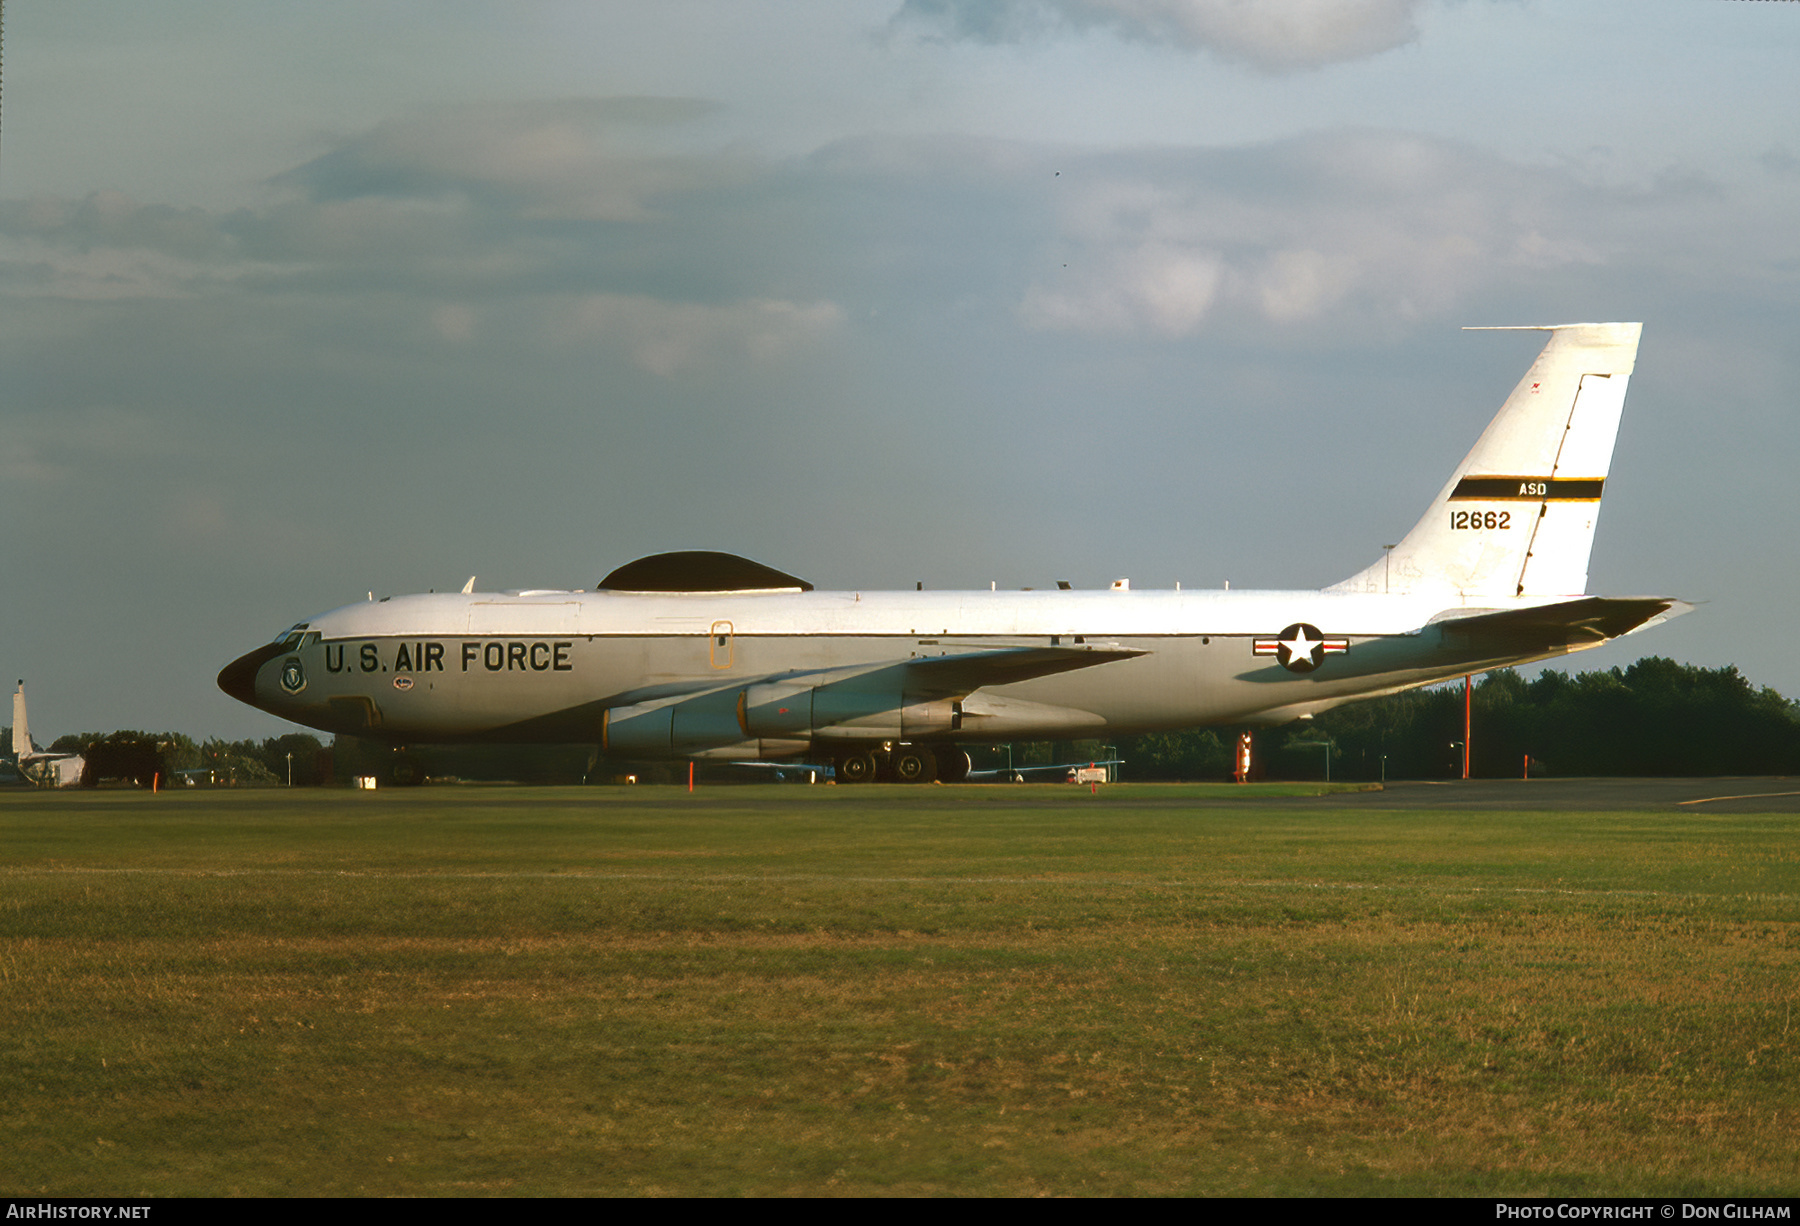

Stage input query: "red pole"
[
  {"left": 688, "top": 761, "right": 694, "bottom": 793},
  {"left": 1462, "top": 675, "right": 1472, "bottom": 779}
]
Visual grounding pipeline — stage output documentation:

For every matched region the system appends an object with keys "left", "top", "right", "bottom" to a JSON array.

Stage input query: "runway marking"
[{"left": 1678, "top": 789, "right": 1800, "bottom": 806}]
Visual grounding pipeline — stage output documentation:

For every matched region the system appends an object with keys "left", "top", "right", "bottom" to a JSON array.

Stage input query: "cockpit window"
[{"left": 276, "top": 628, "right": 320, "bottom": 650}]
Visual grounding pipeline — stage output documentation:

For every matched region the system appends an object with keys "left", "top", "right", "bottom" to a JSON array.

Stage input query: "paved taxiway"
[{"left": 1268, "top": 777, "right": 1800, "bottom": 813}]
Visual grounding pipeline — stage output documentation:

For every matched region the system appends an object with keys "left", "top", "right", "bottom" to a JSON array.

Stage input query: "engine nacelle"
[
  {"left": 740, "top": 673, "right": 959, "bottom": 742},
  {"left": 604, "top": 699, "right": 812, "bottom": 759},
  {"left": 607, "top": 664, "right": 982, "bottom": 758},
  {"left": 738, "top": 679, "right": 817, "bottom": 740},
  {"left": 604, "top": 690, "right": 741, "bottom": 756}
]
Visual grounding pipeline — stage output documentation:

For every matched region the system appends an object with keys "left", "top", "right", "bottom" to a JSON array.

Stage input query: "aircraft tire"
[
  {"left": 936, "top": 749, "right": 972, "bottom": 784},
  {"left": 891, "top": 746, "right": 937, "bottom": 784},
  {"left": 389, "top": 752, "right": 425, "bottom": 787},
  {"left": 836, "top": 752, "right": 879, "bottom": 784}
]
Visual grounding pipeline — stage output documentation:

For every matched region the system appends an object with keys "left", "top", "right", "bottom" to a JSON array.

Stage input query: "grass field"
[{"left": 3, "top": 783, "right": 1797, "bottom": 1196}]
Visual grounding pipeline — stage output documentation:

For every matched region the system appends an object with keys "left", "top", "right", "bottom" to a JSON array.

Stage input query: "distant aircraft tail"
[
  {"left": 1329, "top": 323, "right": 1642, "bottom": 600},
  {"left": 13, "top": 682, "right": 34, "bottom": 758}
]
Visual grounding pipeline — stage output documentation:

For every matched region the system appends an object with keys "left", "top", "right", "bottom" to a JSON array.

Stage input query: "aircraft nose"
[{"left": 217, "top": 642, "right": 287, "bottom": 709}]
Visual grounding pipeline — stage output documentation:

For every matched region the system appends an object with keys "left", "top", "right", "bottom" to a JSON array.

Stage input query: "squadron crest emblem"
[{"left": 279, "top": 658, "right": 306, "bottom": 694}]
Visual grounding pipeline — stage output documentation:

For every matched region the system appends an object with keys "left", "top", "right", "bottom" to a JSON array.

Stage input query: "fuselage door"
[{"left": 710, "top": 621, "right": 734, "bottom": 670}]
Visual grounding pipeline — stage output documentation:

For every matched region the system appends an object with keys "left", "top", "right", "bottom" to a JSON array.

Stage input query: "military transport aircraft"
[{"left": 220, "top": 323, "right": 1684, "bottom": 784}]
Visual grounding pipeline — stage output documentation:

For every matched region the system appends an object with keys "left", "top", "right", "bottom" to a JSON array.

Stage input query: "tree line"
[
  {"left": 0, "top": 730, "right": 333, "bottom": 787},
  {"left": 1116, "top": 657, "right": 1800, "bottom": 781}
]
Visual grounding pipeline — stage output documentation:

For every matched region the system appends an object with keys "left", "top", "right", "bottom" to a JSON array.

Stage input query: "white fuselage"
[{"left": 223, "top": 585, "right": 1583, "bottom": 751}]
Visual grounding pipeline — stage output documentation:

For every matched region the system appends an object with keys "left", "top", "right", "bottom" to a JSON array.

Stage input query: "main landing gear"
[
  {"left": 833, "top": 745, "right": 972, "bottom": 784},
  {"left": 388, "top": 748, "right": 426, "bottom": 787}
]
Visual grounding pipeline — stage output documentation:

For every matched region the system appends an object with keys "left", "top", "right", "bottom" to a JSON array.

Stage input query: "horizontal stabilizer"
[{"left": 1430, "top": 596, "right": 1689, "bottom": 651}]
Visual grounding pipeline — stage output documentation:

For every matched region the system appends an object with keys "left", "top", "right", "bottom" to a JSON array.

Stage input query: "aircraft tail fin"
[
  {"left": 1329, "top": 323, "right": 1641, "bottom": 600},
  {"left": 13, "top": 682, "right": 34, "bottom": 758}
]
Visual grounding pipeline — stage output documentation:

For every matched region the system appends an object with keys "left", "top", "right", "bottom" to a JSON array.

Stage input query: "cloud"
[
  {"left": 0, "top": 191, "right": 258, "bottom": 300},
  {"left": 430, "top": 303, "right": 478, "bottom": 344},
  {"left": 1022, "top": 242, "right": 1223, "bottom": 333},
  {"left": 547, "top": 293, "right": 845, "bottom": 376},
  {"left": 1015, "top": 131, "right": 1618, "bottom": 335},
  {"left": 4, "top": 110, "right": 1787, "bottom": 366},
  {"left": 0, "top": 101, "right": 841, "bottom": 378},
  {"left": 0, "top": 407, "right": 181, "bottom": 485},
  {"left": 279, "top": 98, "right": 740, "bottom": 222},
  {"left": 1759, "top": 146, "right": 1800, "bottom": 177},
  {"left": 893, "top": 0, "right": 1430, "bottom": 71}
]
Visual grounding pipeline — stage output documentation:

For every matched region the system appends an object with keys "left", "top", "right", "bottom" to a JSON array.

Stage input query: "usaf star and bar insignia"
[{"left": 1254, "top": 623, "right": 1349, "bottom": 673}]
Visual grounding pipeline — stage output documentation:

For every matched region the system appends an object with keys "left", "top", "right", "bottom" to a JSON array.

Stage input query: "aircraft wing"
[
  {"left": 901, "top": 644, "right": 1146, "bottom": 698},
  {"left": 968, "top": 757, "right": 1126, "bottom": 782},
  {"left": 595, "top": 644, "right": 1142, "bottom": 718},
  {"left": 594, "top": 644, "right": 1144, "bottom": 754},
  {"left": 726, "top": 759, "right": 834, "bottom": 778}
]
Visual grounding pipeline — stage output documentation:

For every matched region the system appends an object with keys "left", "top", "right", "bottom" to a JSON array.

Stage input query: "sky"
[{"left": 2, "top": 0, "right": 1796, "bottom": 742}]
